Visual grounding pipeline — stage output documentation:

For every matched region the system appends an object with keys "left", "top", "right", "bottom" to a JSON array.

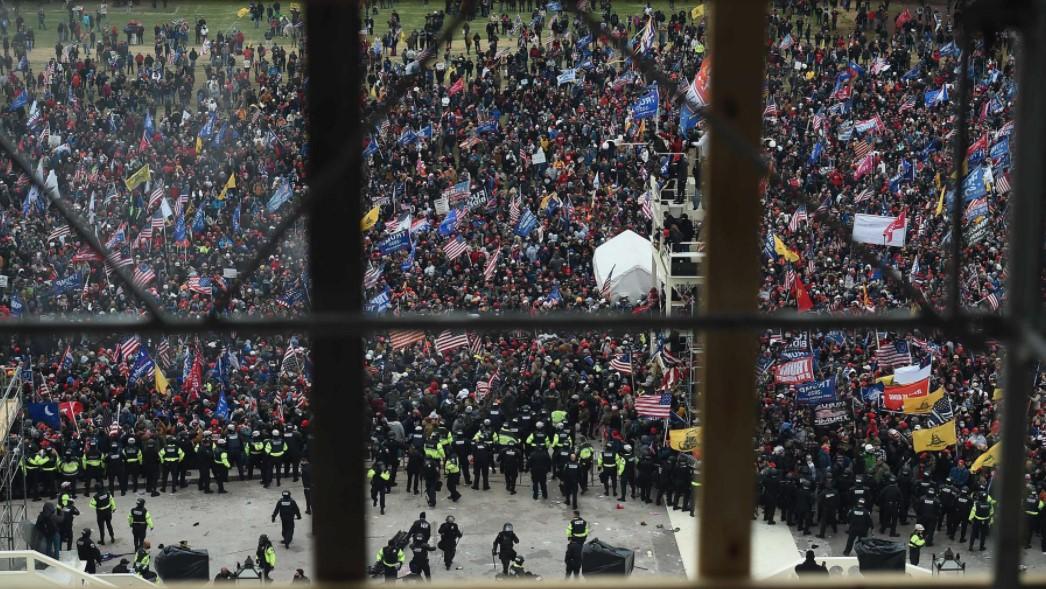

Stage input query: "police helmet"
[
  {"left": 446, "top": 515, "right": 455, "bottom": 524},
  {"left": 218, "top": 438, "right": 226, "bottom": 445},
  {"left": 271, "top": 429, "right": 280, "bottom": 437},
  {"left": 623, "top": 444, "right": 632, "bottom": 452},
  {"left": 503, "top": 523, "right": 513, "bottom": 532},
  {"left": 414, "top": 533, "right": 425, "bottom": 542},
  {"left": 483, "top": 419, "right": 492, "bottom": 427},
  {"left": 82, "top": 528, "right": 92, "bottom": 536},
  {"left": 914, "top": 524, "right": 925, "bottom": 532},
  {"left": 282, "top": 490, "right": 291, "bottom": 498},
  {"left": 137, "top": 498, "right": 146, "bottom": 506},
  {"left": 514, "top": 556, "right": 524, "bottom": 565},
  {"left": 415, "top": 426, "right": 423, "bottom": 432},
  {"left": 127, "top": 437, "right": 136, "bottom": 444},
  {"left": 858, "top": 498, "right": 866, "bottom": 505},
  {"left": 252, "top": 431, "right": 261, "bottom": 437}
]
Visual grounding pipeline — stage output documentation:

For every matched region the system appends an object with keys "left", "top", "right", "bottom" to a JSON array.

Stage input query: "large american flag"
[
  {"left": 476, "top": 369, "right": 501, "bottom": 398},
  {"left": 149, "top": 182, "right": 165, "bottom": 209},
  {"left": 784, "top": 264, "right": 796, "bottom": 292},
  {"left": 763, "top": 96, "right": 778, "bottom": 118},
  {"left": 390, "top": 330, "right": 426, "bottom": 351},
  {"left": 875, "top": 338, "right": 912, "bottom": 367},
  {"left": 467, "top": 332, "right": 484, "bottom": 355},
  {"left": 986, "top": 290, "right": 1001, "bottom": 311},
  {"left": 484, "top": 249, "right": 500, "bottom": 282},
  {"left": 119, "top": 336, "right": 141, "bottom": 362},
  {"left": 996, "top": 172, "right": 1011, "bottom": 195},
  {"left": 509, "top": 197, "right": 521, "bottom": 226},
  {"left": 156, "top": 338, "right": 171, "bottom": 368},
  {"left": 434, "top": 330, "right": 469, "bottom": 355},
  {"left": 187, "top": 276, "right": 212, "bottom": 295},
  {"left": 443, "top": 236, "right": 469, "bottom": 260},
  {"left": 635, "top": 393, "right": 673, "bottom": 418},
  {"left": 853, "top": 140, "right": 872, "bottom": 160},
  {"left": 47, "top": 225, "right": 71, "bottom": 242},
  {"left": 150, "top": 211, "right": 166, "bottom": 230},
  {"left": 364, "top": 265, "right": 383, "bottom": 289}
]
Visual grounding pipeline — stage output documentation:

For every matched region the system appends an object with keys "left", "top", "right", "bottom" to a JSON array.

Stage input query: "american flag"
[
  {"left": 899, "top": 96, "right": 917, "bottom": 112},
  {"left": 640, "top": 190, "right": 653, "bottom": 219},
  {"left": 925, "top": 397, "right": 955, "bottom": 427},
  {"left": 149, "top": 182, "right": 165, "bottom": 209},
  {"left": 519, "top": 145, "right": 530, "bottom": 168},
  {"left": 105, "top": 224, "right": 127, "bottom": 249},
  {"left": 986, "top": 290, "right": 1001, "bottom": 311},
  {"left": 47, "top": 225, "right": 71, "bottom": 242},
  {"left": 156, "top": 338, "right": 171, "bottom": 367},
  {"left": 475, "top": 368, "right": 501, "bottom": 398},
  {"left": 135, "top": 226, "right": 154, "bottom": 248},
  {"left": 656, "top": 345, "right": 682, "bottom": 370},
  {"left": 176, "top": 191, "right": 189, "bottom": 214},
  {"left": 763, "top": 96, "right": 778, "bottom": 118},
  {"left": 788, "top": 206, "right": 808, "bottom": 232},
  {"left": 133, "top": 264, "right": 156, "bottom": 287},
  {"left": 187, "top": 276, "right": 212, "bottom": 295},
  {"left": 610, "top": 353, "right": 633, "bottom": 375},
  {"left": 484, "top": 249, "right": 500, "bottom": 282},
  {"left": 996, "top": 173, "right": 1011, "bottom": 194},
  {"left": 61, "top": 345, "right": 74, "bottom": 371},
  {"left": 71, "top": 246, "right": 104, "bottom": 263},
  {"left": 467, "top": 332, "right": 483, "bottom": 355},
  {"left": 119, "top": 336, "right": 141, "bottom": 362},
  {"left": 384, "top": 213, "right": 411, "bottom": 233},
  {"left": 150, "top": 211, "right": 166, "bottom": 230},
  {"left": 280, "top": 346, "right": 303, "bottom": 376},
  {"left": 875, "top": 338, "right": 912, "bottom": 368},
  {"left": 853, "top": 140, "right": 872, "bottom": 159},
  {"left": 364, "top": 265, "right": 383, "bottom": 289},
  {"left": 601, "top": 265, "right": 617, "bottom": 300},
  {"left": 784, "top": 264, "right": 796, "bottom": 292},
  {"left": 509, "top": 197, "right": 521, "bottom": 226},
  {"left": 390, "top": 330, "right": 426, "bottom": 351},
  {"left": 443, "top": 236, "right": 469, "bottom": 260},
  {"left": 635, "top": 392, "right": 673, "bottom": 418},
  {"left": 854, "top": 187, "right": 874, "bottom": 203},
  {"left": 434, "top": 330, "right": 470, "bottom": 354}
]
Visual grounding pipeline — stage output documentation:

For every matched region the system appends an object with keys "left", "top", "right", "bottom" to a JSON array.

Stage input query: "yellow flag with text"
[
  {"left": 903, "top": 387, "right": 944, "bottom": 414},
  {"left": 913, "top": 420, "right": 957, "bottom": 452},
  {"left": 970, "top": 442, "right": 1000, "bottom": 472},
  {"left": 124, "top": 164, "right": 151, "bottom": 191},
  {"left": 668, "top": 427, "right": 702, "bottom": 452},
  {"left": 360, "top": 207, "right": 380, "bottom": 231},
  {"left": 155, "top": 366, "right": 170, "bottom": 395},
  {"left": 773, "top": 235, "right": 800, "bottom": 262}
]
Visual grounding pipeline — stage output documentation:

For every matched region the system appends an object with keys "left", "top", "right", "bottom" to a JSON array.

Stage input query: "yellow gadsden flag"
[
  {"left": 217, "top": 173, "right": 236, "bottom": 200},
  {"left": 360, "top": 207, "right": 380, "bottom": 231},
  {"left": 669, "top": 427, "right": 702, "bottom": 452},
  {"left": 903, "top": 386, "right": 944, "bottom": 414},
  {"left": 691, "top": 4, "right": 705, "bottom": 19},
  {"left": 236, "top": 7, "right": 250, "bottom": 18},
  {"left": 773, "top": 235, "right": 800, "bottom": 262},
  {"left": 155, "top": 366, "right": 170, "bottom": 395},
  {"left": 913, "top": 420, "right": 957, "bottom": 452},
  {"left": 970, "top": 442, "right": 1000, "bottom": 472},
  {"left": 124, "top": 164, "right": 151, "bottom": 191}
]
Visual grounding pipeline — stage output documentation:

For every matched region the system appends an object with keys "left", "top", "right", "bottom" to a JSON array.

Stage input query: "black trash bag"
[
  {"left": 154, "top": 545, "right": 210, "bottom": 581},
  {"left": 581, "top": 539, "right": 635, "bottom": 576},
  {"left": 854, "top": 537, "right": 906, "bottom": 572}
]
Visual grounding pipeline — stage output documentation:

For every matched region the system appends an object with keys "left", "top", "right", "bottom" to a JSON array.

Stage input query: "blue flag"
[
  {"left": 267, "top": 178, "right": 293, "bottom": 212},
  {"left": 796, "top": 378, "right": 838, "bottom": 405},
  {"left": 174, "top": 212, "right": 187, "bottom": 242},
  {"left": 144, "top": 111, "right": 155, "bottom": 136},
  {"left": 924, "top": 86, "right": 948, "bottom": 106},
  {"left": 631, "top": 84, "right": 659, "bottom": 121},
  {"left": 438, "top": 209, "right": 460, "bottom": 236},
  {"left": 52, "top": 272, "right": 82, "bottom": 296},
  {"left": 28, "top": 402, "right": 61, "bottom": 429},
  {"left": 8, "top": 91, "right": 28, "bottom": 112},
  {"left": 232, "top": 202, "right": 241, "bottom": 234},
  {"left": 128, "top": 348, "right": 155, "bottom": 386},
  {"left": 216, "top": 390, "right": 229, "bottom": 420},
  {"left": 901, "top": 63, "right": 921, "bottom": 81},
  {"left": 10, "top": 293, "right": 23, "bottom": 316},
  {"left": 366, "top": 287, "right": 392, "bottom": 313},
  {"left": 808, "top": 141, "right": 824, "bottom": 164},
  {"left": 679, "top": 102, "right": 700, "bottom": 134},
  {"left": 515, "top": 208, "right": 538, "bottom": 237},
  {"left": 192, "top": 205, "right": 206, "bottom": 234}
]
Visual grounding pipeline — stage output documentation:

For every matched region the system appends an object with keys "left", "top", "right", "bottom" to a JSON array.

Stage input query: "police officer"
[
  {"left": 577, "top": 442, "right": 594, "bottom": 494},
  {"left": 26, "top": 448, "right": 49, "bottom": 500},
  {"left": 212, "top": 439, "right": 232, "bottom": 493},
  {"left": 759, "top": 464, "right": 780, "bottom": 524},
  {"left": 451, "top": 429, "right": 473, "bottom": 486},
  {"left": 195, "top": 436, "right": 214, "bottom": 493},
  {"left": 159, "top": 438, "right": 184, "bottom": 493},
  {"left": 445, "top": 452, "right": 463, "bottom": 501},
  {"left": 908, "top": 524, "right": 926, "bottom": 566},
  {"left": 950, "top": 485, "right": 973, "bottom": 542},
  {"left": 672, "top": 458, "right": 694, "bottom": 512},
  {"left": 89, "top": 487, "right": 116, "bottom": 544},
  {"left": 437, "top": 515, "right": 462, "bottom": 570},
  {"left": 76, "top": 529, "right": 102, "bottom": 574},
  {"left": 105, "top": 440, "right": 125, "bottom": 496},
  {"left": 283, "top": 427, "right": 303, "bottom": 482},
  {"left": 617, "top": 445, "right": 637, "bottom": 501},
  {"left": 225, "top": 425, "right": 246, "bottom": 481},
  {"left": 878, "top": 475, "right": 903, "bottom": 537},
  {"left": 423, "top": 458, "right": 441, "bottom": 507},
  {"left": 122, "top": 437, "right": 142, "bottom": 494},
  {"left": 375, "top": 538, "right": 404, "bottom": 582},
  {"left": 916, "top": 487, "right": 940, "bottom": 546},
  {"left": 257, "top": 534, "right": 277, "bottom": 581},
  {"left": 637, "top": 453, "right": 656, "bottom": 503},
  {"left": 561, "top": 453, "right": 581, "bottom": 509},
  {"left": 472, "top": 439, "right": 492, "bottom": 490},
  {"left": 939, "top": 480, "right": 958, "bottom": 534},
  {"left": 247, "top": 431, "right": 266, "bottom": 481},
  {"left": 795, "top": 479, "right": 815, "bottom": 535},
  {"left": 968, "top": 491, "right": 994, "bottom": 551},
  {"left": 567, "top": 510, "right": 588, "bottom": 543},
  {"left": 368, "top": 462, "right": 391, "bottom": 514},
  {"left": 272, "top": 490, "right": 302, "bottom": 547},
  {"left": 176, "top": 431, "right": 194, "bottom": 489},
  {"left": 128, "top": 498, "right": 154, "bottom": 551},
  {"left": 843, "top": 498, "right": 873, "bottom": 556},
  {"left": 58, "top": 493, "right": 80, "bottom": 550},
  {"left": 492, "top": 523, "right": 519, "bottom": 575},
  {"left": 1024, "top": 489, "right": 1044, "bottom": 550},
  {"left": 302, "top": 455, "right": 313, "bottom": 515},
  {"left": 141, "top": 436, "right": 160, "bottom": 497},
  {"left": 82, "top": 442, "right": 105, "bottom": 496},
  {"left": 406, "top": 445, "right": 424, "bottom": 495},
  {"left": 408, "top": 532, "right": 436, "bottom": 580},
  {"left": 816, "top": 481, "right": 840, "bottom": 538},
  {"left": 655, "top": 456, "right": 673, "bottom": 506},
  {"left": 59, "top": 451, "right": 81, "bottom": 498},
  {"left": 264, "top": 429, "right": 287, "bottom": 488},
  {"left": 565, "top": 535, "right": 584, "bottom": 578},
  {"left": 500, "top": 444, "right": 520, "bottom": 495},
  {"left": 598, "top": 446, "right": 617, "bottom": 496},
  {"left": 134, "top": 543, "right": 155, "bottom": 580},
  {"left": 409, "top": 512, "right": 432, "bottom": 543},
  {"left": 529, "top": 445, "right": 551, "bottom": 500}
]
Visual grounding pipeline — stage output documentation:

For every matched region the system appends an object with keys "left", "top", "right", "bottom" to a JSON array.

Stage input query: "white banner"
[
  {"left": 852, "top": 213, "right": 906, "bottom": 247},
  {"left": 434, "top": 197, "right": 449, "bottom": 215},
  {"left": 894, "top": 362, "right": 931, "bottom": 385}
]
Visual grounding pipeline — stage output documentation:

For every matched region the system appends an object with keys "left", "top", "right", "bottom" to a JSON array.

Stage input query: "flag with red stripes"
[
  {"left": 434, "top": 330, "right": 470, "bottom": 355},
  {"left": 443, "top": 236, "right": 469, "bottom": 260},
  {"left": 484, "top": 249, "right": 500, "bottom": 282},
  {"left": 635, "top": 392, "right": 673, "bottom": 418},
  {"left": 390, "top": 330, "right": 426, "bottom": 351}
]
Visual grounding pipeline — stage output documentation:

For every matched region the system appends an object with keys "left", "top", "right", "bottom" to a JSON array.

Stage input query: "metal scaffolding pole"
[{"left": 305, "top": 2, "right": 365, "bottom": 581}]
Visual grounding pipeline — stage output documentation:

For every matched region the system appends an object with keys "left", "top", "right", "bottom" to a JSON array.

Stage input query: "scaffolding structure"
[{"left": 0, "top": 365, "right": 26, "bottom": 550}]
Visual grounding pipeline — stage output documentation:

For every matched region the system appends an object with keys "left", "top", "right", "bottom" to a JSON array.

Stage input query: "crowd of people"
[{"left": 0, "top": 0, "right": 314, "bottom": 582}]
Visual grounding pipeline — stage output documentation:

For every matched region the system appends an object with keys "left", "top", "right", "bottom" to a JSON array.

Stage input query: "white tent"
[{"left": 592, "top": 230, "right": 655, "bottom": 301}]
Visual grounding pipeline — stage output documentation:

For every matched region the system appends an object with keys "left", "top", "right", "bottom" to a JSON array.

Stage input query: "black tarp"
[
  {"left": 581, "top": 539, "right": 634, "bottom": 576},
  {"left": 854, "top": 537, "right": 906, "bottom": 572},
  {"left": 155, "top": 545, "right": 210, "bottom": 581}
]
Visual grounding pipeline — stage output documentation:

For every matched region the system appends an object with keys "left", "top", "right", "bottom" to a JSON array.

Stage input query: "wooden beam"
[{"left": 698, "top": 0, "right": 768, "bottom": 580}]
